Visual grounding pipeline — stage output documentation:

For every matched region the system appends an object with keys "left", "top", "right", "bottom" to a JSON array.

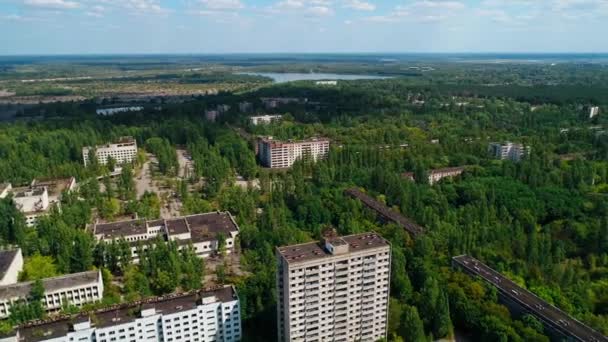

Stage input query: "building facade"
[
  {"left": 489, "top": 142, "right": 529, "bottom": 162},
  {"left": 82, "top": 137, "right": 138, "bottom": 166},
  {"left": 250, "top": 115, "right": 282, "bottom": 125},
  {"left": 3, "top": 286, "right": 241, "bottom": 342},
  {"left": 403, "top": 166, "right": 467, "bottom": 185},
  {"left": 258, "top": 137, "right": 330, "bottom": 169},
  {"left": 0, "top": 249, "right": 23, "bottom": 286},
  {"left": 276, "top": 232, "right": 391, "bottom": 342},
  {"left": 92, "top": 212, "right": 240, "bottom": 263},
  {"left": 590, "top": 106, "right": 600, "bottom": 119},
  {"left": 0, "top": 270, "right": 103, "bottom": 319}
]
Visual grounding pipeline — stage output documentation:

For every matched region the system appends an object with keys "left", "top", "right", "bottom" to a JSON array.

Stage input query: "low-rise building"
[
  {"left": 260, "top": 97, "right": 306, "bottom": 109},
  {"left": 315, "top": 80, "right": 337, "bottom": 86},
  {"left": 489, "top": 142, "right": 530, "bottom": 162},
  {"left": 1, "top": 286, "right": 241, "bottom": 342},
  {"left": 82, "top": 137, "right": 138, "bottom": 167},
  {"left": 403, "top": 166, "right": 467, "bottom": 185},
  {"left": 92, "top": 212, "right": 240, "bottom": 262},
  {"left": 250, "top": 115, "right": 282, "bottom": 125},
  {"left": 276, "top": 231, "right": 391, "bottom": 342},
  {"left": 258, "top": 136, "right": 330, "bottom": 169},
  {"left": 12, "top": 187, "right": 50, "bottom": 227},
  {"left": 0, "top": 177, "right": 77, "bottom": 227},
  {"left": 0, "top": 270, "right": 103, "bottom": 319},
  {"left": 0, "top": 249, "right": 23, "bottom": 286}
]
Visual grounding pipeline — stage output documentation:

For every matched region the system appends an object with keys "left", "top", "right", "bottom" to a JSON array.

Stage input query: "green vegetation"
[{"left": 0, "top": 59, "right": 607, "bottom": 341}]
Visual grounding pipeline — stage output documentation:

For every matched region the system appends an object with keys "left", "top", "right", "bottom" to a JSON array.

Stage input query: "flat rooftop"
[
  {"left": 186, "top": 212, "right": 239, "bottom": 242},
  {"left": 31, "top": 177, "right": 75, "bottom": 197},
  {"left": 453, "top": 255, "right": 608, "bottom": 342},
  {"left": 0, "top": 249, "right": 20, "bottom": 281},
  {"left": 0, "top": 271, "right": 100, "bottom": 301},
  {"left": 13, "top": 187, "right": 46, "bottom": 198},
  {"left": 278, "top": 232, "right": 389, "bottom": 265},
  {"left": 16, "top": 286, "right": 237, "bottom": 342},
  {"left": 258, "top": 136, "right": 330, "bottom": 145},
  {"left": 93, "top": 212, "right": 239, "bottom": 241},
  {"left": 94, "top": 219, "right": 147, "bottom": 239}
]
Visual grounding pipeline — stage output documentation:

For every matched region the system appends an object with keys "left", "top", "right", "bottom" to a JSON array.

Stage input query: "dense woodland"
[{"left": 0, "top": 71, "right": 607, "bottom": 341}]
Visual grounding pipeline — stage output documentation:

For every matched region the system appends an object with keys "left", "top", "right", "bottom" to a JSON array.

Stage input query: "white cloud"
[
  {"left": 200, "top": 0, "right": 244, "bottom": 10},
  {"left": 343, "top": 0, "right": 374, "bottom": 11},
  {"left": 276, "top": 0, "right": 305, "bottom": 9},
  {"left": 307, "top": 5, "right": 333, "bottom": 16},
  {"left": 23, "top": 0, "right": 80, "bottom": 10}
]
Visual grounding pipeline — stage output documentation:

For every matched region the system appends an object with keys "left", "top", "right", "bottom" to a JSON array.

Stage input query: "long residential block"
[
  {"left": 258, "top": 137, "right": 329, "bottom": 169},
  {"left": 1, "top": 286, "right": 241, "bottom": 342},
  {"left": 82, "top": 136, "right": 138, "bottom": 166},
  {"left": 0, "top": 270, "right": 103, "bottom": 319},
  {"left": 92, "top": 212, "right": 239, "bottom": 262},
  {"left": 276, "top": 231, "right": 391, "bottom": 342},
  {"left": 452, "top": 255, "right": 608, "bottom": 342},
  {"left": 345, "top": 188, "right": 424, "bottom": 237}
]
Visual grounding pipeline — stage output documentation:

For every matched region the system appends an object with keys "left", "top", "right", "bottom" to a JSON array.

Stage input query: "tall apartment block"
[
  {"left": 1, "top": 286, "right": 241, "bottom": 342},
  {"left": 276, "top": 232, "right": 391, "bottom": 342},
  {"left": 489, "top": 142, "right": 530, "bottom": 162},
  {"left": 82, "top": 136, "right": 138, "bottom": 166},
  {"left": 258, "top": 137, "right": 329, "bottom": 169}
]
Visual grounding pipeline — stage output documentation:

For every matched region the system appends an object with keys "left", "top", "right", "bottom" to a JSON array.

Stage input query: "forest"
[{"left": 0, "top": 71, "right": 607, "bottom": 341}]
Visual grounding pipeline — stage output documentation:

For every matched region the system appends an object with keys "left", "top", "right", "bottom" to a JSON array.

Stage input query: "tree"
[
  {"left": 0, "top": 196, "right": 26, "bottom": 246},
  {"left": 20, "top": 254, "right": 58, "bottom": 281},
  {"left": 399, "top": 305, "right": 426, "bottom": 342}
]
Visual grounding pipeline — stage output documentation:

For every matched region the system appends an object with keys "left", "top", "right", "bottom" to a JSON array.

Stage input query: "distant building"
[
  {"left": 260, "top": 97, "right": 306, "bottom": 109},
  {"left": 217, "top": 104, "right": 231, "bottom": 113},
  {"left": 0, "top": 270, "right": 103, "bottom": 319},
  {"left": 250, "top": 115, "right": 282, "bottom": 125},
  {"left": 258, "top": 136, "right": 329, "bottom": 169},
  {"left": 92, "top": 212, "right": 240, "bottom": 262},
  {"left": 2, "top": 286, "right": 241, "bottom": 342},
  {"left": 590, "top": 106, "right": 600, "bottom": 119},
  {"left": 403, "top": 166, "right": 467, "bottom": 185},
  {"left": 0, "top": 248, "right": 23, "bottom": 286},
  {"left": 238, "top": 101, "right": 253, "bottom": 113},
  {"left": 205, "top": 110, "right": 219, "bottom": 122},
  {"left": 96, "top": 106, "right": 143, "bottom": 116},
  {"left": 82, "top": 137, "right": 138, "bottom": 167},
  {"left": 315, "top": 80, "right": 337, "bottom": 86},
  {"left": 489, "top": 142, "right": 530, "bottom": 162},
  {"left": 276, "top": 231, "right": 391, "bottom": 342}
]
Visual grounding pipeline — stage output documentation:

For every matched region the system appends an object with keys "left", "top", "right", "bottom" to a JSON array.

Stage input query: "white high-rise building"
[
  {"left": 489, "top": 142, "right": 530, "bottom": 162},
  {"left": 2, "top": 286, "right": 241, "bottom": 342},
  {"left": 258, "top": 137, "right": 329, "bottom": 169},
  {"left": 590, "top": 106, "right": 600, "bottom": 118},
  {"left": 276, "top": 232, "right": 391, "bottom": 342},
  {"left": 82, "top": 137, "right": 138, "bottom": 166}
]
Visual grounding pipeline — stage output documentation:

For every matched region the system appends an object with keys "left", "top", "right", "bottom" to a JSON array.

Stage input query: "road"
[{"left": 135, "top": 153, "right": 181, "bottom": 218}]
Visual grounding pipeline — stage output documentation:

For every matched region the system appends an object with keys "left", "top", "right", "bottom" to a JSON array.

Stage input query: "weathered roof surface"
[
  {"left": 0, "top": 271, "right": 100, "bottom": 300},
  {"left": 17, "top": 286, "right": 238, "bottom": 342},
  {"left": 278, "top": 232, "right": 389, "bottom": 265},
  {"left": 94, "top": 219, "right": 147, "bottom": 239},
  {"left": 31, "top": 177, "right": 75, "bottom": 197},
  {"left": 453, "top": 255, "right": 608, "bottom": 342},
  {"left": 187, "top": 212, "right": 239, "bottom": 242},
  {"left": 0, "top": 249, "right": 19, "bottom": 280},
  {"left": 166, "top": 218, "right": 189, "bottom": 236}
]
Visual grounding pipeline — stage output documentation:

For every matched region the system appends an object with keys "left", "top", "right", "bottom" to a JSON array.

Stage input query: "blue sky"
[{"left": 1, "top": 0, "right": 607, "bottom": 54}]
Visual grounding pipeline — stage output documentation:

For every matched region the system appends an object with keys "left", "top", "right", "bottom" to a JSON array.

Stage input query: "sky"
[{"left": 0, "top": 0, "right": 607, "bottom": 55}]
